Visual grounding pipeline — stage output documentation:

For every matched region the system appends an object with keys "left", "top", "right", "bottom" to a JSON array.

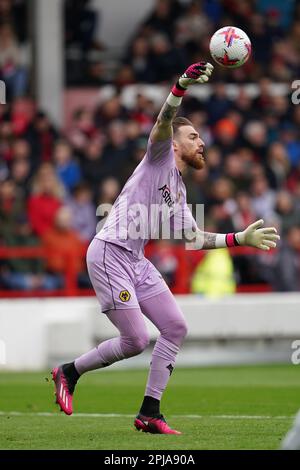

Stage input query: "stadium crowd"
[
  {"left": 0, "top": 0, "right": 300, "bottom": 293},
  {"left": 62, "top": 0, "right": 300, "bottom": 87}
]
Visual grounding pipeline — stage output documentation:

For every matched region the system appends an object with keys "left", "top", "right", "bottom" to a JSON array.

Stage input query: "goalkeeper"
[{"left": 52, "top": 62, "right": 280, "bottom": 434}]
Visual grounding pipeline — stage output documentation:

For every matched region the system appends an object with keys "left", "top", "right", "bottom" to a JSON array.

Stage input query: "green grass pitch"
[{"left": 0, "top": 364, "right": 299, "bottom": 450}]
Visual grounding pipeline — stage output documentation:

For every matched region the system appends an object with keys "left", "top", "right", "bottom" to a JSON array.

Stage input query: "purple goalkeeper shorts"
[{"left": 86, "top": 238, "right": 169, "bottom": 313}]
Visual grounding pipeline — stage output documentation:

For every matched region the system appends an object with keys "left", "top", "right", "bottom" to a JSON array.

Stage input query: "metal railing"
[{"left": 0, "top": 244, "right": 275, "bottom": 298}]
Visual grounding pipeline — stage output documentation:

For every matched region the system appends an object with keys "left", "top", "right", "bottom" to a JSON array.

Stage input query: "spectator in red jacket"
[
  {"left": 42, "top": 205, "right": 86, "bottom": 275},
  {"left": 27, "top": 162, "right": 65, "bottom": 236}
]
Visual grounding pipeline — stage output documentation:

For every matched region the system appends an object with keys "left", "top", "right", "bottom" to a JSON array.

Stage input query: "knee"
[
  {"left": 121, "top": 333, "right": 150, "bottom": 357},
  {"left": 174, "top": 320, "right": 188, "bottom": 342},
  {"left": 132, "top": 334, "right": 151, "bottom": 354},
  {"left": 163, "top": 320, "right": 188, "bottom": 346}
]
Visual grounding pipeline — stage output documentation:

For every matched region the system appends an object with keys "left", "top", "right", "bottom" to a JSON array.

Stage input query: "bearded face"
[{"left": 173, "top": 125, "right": 205, "bottom": 170}]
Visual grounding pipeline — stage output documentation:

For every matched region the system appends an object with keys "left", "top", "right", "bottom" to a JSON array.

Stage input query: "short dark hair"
[{"left": 172, "top": 117, "right": 193, "bottom": 135}]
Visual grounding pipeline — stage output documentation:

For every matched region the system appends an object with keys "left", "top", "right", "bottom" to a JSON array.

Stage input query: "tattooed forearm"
[
  {"left": 158, "top": 102, "right": 179, "bottom": 124},
  {"left": 202, "top": 232, "right": 217, "bottom": 249},
  {"left": 150, "top": 101, "right": 179, "bottom": 141}
]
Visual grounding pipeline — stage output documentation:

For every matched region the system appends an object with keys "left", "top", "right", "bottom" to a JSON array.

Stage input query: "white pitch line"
[{"left": 0, "top": 411, "right": 292, "bottom": 420}]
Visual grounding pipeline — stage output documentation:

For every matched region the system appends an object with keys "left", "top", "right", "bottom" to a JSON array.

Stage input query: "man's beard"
[{"left": 181, "top": 151, "right": 205, "bottom": 170}]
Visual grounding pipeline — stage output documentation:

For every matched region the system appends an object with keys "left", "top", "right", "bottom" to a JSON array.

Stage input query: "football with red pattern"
[{"left": 209, "top": 26, "right": 252, "bottom": 68}]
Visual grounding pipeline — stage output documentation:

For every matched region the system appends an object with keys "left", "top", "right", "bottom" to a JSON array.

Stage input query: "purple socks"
[{"left": 74, "top": 291, "right": 187, "bottom": 402}]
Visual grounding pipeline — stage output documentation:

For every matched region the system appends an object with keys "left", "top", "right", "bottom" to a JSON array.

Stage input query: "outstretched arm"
[{"left": 150, "top": 62, "right": 214, "bottom": 143}]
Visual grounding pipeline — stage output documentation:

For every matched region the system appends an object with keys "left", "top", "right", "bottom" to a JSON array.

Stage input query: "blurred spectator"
[
  {"left": 270, "top": 95, "right": 289, "bottom": 121},
  {"left": 214, "top": 118, "right": 239, "bottom": 155},
  {"left": 0, "top": 23, "right": 27, "bottom": 98},
  {"left": 207, "top": 177, "right": 236, "bottom": 232},
  {"left": 275, "top": 191, "right": 300, "bottom": 235},
  {"left": 42, "top": 206, "right": 87, "bottom": 280},
  {"left": 204, "top": 145, "right": 222, "bottom": 181},
  {"left": 208, "top": 177, "right": 234, "bottom": 207},
  {"left": 97, "top": 176, "right": 121, "bottom": 207},
  {"left": 248, "top": 14, "right": 272, "bottom": 66},
  {"left": 95, "top": 96, "right": 129, "bottom": 130},
  {"left": 0, "top": 215, "right": 61, "bottom": 291},
  {"left": 84, "top": 60, "right": 108, "bottom": 86},
  {"left": 222, "top": 0, "right": 254, "bottom": 31},
  {"left": 101, "top": 121, "right": 133, "bottom": 183},
  {"left": 125, "top": 120, "right": 142, "bottom": 146},
  {"left": 191, "top": 248, "right": 236, "bottom": 297},
  {"left": 265, "top": 142, "right": 290, "bottom": 189},
  {"left": 253, "top": 78, "right": 274, "bottom": 111},
  {"left": 0, "top": 159, "right": 9, "bottom": 181},
  {"left": 27, "top": 163, "right": 65, "bottom": 236},
  {"left": 231, "top": 192, "right": 266, "bottom": 287},
  {"left": 10, "top": 98, "right": 35, "bottom": 137},
  {"left": 187, "top": 110, "right": 213, "bottom": 146},
  {"left": 95, "top": 176, "right": 121, "bottom": 234},
  {"left": 130, "top": 93, "right": 155, "bottom": 134},
  {"left": 0, "top": 178, "right": 24, "bottom": 241},
  {"left": 11, "top": 138, "right": 31, "bottom": 161},
  {"left": 175, "top": 0, "right": 211, "bottom": 48},
  {"left": 68, "top": 107, "right": 99, "bottom": 154},
  {"left": 280, "top": 125, "right": 300, "bottom": 169},
  {"left": 175, "top": 0, "right": 212, "bottom": 63},
  {"left": 53, "top": 139, "right": 82, "bottom": 192},
  {"left": 243, "top": 121, "right": 268, "bottom": 160},
  {"left": 114, "top": 64, "right": 135, "bottom": 89},
  {"left": 185, "top": 165, "right": 209, "bottom": 209},
  {"left": 67, "top": 182, "right": 96, "bottom": 242},
  {"left": 10, "top": 157, "right": 31, "bottom": 198},
  {"left": 80, "top": 137, "right": 106, "bottom": 195},
  {"left": 148, "top": 33, "right": 186, "bottom": 83},
  {"left": 125, "top": 36, "right": 152, "bottom": 83},
  {"left": 207, "top": 82, "right": 233, "bottom": 125},
  {"left": 141, "top": 0, "right": 179, "bottom": 39},
  {"left": 26, "top": 111, "right": 59, "bottom": 169},
  {"left": 0, "top": 0, "right": 15, "bottom": 26},
  {"left": 233, "top": 88, "right": 255, "bottom": 117},
  {"left": 150, "top": 33, "right": 185, "bottom": 83},
  {"left": 258, "top": 0, "right": 295, "bottom": 29},
  {"left": 64, "top": 0, "right": 100, "bottom": 52},
  {"left": 231, "top": 191, "right": 257, "bottom": 232},
  {"left": 123, "top": 135, "right": 148, "bottom": 181},
  {"left": 251, "top": 175, "right": 276, "bottom": 219},
  {"left": 224, "top": 153, "right": 250, "bottom": 192},
  {"left": 0, "top": 0, "right": 28, "bottom": 43},
  {"left": 271, "top": 226, "right": 300, "bottom": 291}
]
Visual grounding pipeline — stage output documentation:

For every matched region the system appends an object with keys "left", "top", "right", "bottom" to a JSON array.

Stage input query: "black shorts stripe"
[{"left": 103, "top": 241, "right": 116, "bottom": 311}]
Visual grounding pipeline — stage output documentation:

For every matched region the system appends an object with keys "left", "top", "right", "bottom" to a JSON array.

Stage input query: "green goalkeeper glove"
[{"left": 235, "top": 219, "right": 280, "bottom": 251}]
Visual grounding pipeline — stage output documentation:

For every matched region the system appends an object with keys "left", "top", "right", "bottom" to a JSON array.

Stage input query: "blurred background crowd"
[{"left": 0, "top": 0, "right": 300, "bottom": 294}]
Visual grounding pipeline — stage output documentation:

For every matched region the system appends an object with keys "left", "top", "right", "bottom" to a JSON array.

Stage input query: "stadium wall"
[
  {"left": 93, "top": 0, "right": 153, "bottom": 50},
  {"left": 0, "top": 294, "right": 299, "bottom": 370}
]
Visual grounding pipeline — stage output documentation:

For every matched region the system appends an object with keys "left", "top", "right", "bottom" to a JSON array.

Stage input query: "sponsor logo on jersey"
[{"left": 158, "top": 184, "right": 175, "bottom": 207}]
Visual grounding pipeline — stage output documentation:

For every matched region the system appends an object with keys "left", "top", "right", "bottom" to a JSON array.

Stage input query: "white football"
[{"left": 209, "top": 26, "right": 251, "bottom": 68}]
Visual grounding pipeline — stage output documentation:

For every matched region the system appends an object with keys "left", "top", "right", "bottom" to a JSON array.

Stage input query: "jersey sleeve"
[
  {"left": 172, "top": 203, "right": 205, "bottom": 249},
  {"left": 145, "top": 137, "right": 174, "bottom": 166},
  {"left": 172, "top": 202, "right": 198, "bottom": 233}
]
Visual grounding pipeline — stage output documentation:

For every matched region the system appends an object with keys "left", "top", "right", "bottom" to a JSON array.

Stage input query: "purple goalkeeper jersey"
[{"left": 96, "top": 137, "right": 197, "bottom": 258}]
